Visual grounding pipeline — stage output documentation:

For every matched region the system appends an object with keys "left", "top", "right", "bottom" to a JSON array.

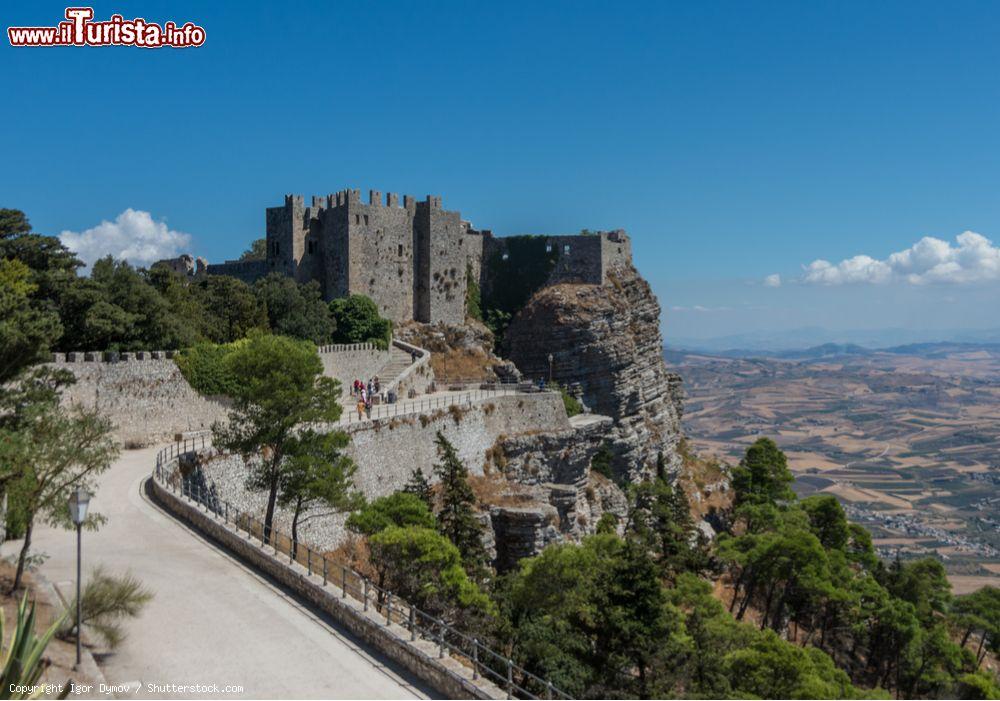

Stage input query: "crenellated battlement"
[
  {"left": 220, "top": 187, "right": 634, "bottom": 327},
  {"left": 285, "top": 189, "right": 441, "bottom": 213}
]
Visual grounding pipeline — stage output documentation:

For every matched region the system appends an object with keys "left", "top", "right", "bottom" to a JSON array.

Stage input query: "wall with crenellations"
[{"left": 48, "top": 354, "right": 230, "bottom": 447}]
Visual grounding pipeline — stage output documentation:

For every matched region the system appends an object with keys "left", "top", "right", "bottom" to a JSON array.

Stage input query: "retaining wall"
[
  {"left": 344, "top": 392, "right": 569, "bottom": 497},
  {"left": 148, "top": 477, "right": 505, "bottom": 700},
  {"left": 318, "top": 345, "right": 393, "bottom": 396},
  {"left": 50, "top": 357, "right": 229, "bottom": 447}
]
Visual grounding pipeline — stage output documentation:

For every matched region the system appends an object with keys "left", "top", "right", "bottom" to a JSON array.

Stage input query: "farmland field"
[{"left": 667, "top": 343, "right": 1000, "bottom": 590}]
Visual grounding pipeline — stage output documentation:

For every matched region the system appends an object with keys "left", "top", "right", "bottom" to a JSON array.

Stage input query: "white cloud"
[
  {"left": 59, "top": 209, "right": 191, "bottom": 270},
  {"left": 802, "top": 231, "right": 1000, "bottom": 285},
  {"left": 670, "top": 305, "right": 732, "bottom": 313},
  {"left": 763, "top": 273, "right": 781, "bottom": 287}
]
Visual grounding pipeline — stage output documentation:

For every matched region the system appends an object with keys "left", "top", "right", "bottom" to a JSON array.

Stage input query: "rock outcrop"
[{"left": 503, "top": 264, "right": 684, "bottom": 483}]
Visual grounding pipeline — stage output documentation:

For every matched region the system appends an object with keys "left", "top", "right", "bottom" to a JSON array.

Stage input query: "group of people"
[{"left": 351, "top": 376, "right": 381, "bottom": 418}]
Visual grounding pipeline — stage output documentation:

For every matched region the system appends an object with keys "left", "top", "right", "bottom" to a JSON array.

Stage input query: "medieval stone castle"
[{"left": 198, "top": 189, "right": 633, "bottom": 324}]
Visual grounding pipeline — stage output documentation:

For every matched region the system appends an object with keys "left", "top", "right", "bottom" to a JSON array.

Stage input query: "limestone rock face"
[
  {"left": 503, "top": 265, "right": 684, "bottom": 482},
  {"left": 489, "top": 505, "right": 561, "bottom": 572}
]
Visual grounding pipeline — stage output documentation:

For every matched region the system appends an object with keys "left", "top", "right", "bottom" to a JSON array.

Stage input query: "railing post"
[
  {"left": 409, "top": 606, "right": 416, "bottom": 641},
  {"left": 438, "top": 622, "right": 445, "bottom": 659},
  {"left": 289, "top": 541, "right": 294, "bottom": 564},
  {"left": 472, "top": 639, "right": 479, "bottom": 680},
  {"left": 341, "top": 566, "right": 347, "bottom": 598},
  {"left": 322, "top": 557, "right": 328, "bottom": 585},
  {"left": 547, "top": 679, "right": 554, "bottom": 699},
  {"left": 224, "top": 501, "right": 229, "bottom": 523},
  {"left": 363, "top": 578, "right": 369, "bottom": 611},
  {"left": 386, "top": 592, "right": 393, "bottom": 625},
  {"left": 507, "top": 658, "right": 513, "bottom": 700},
  {"left": 307, "top": 548, "right": 312, "bottom": 576}
]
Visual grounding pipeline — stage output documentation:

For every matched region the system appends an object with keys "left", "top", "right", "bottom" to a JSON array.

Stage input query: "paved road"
[{"left": 0, "top": 446, "right": 431, "bottom": 699}]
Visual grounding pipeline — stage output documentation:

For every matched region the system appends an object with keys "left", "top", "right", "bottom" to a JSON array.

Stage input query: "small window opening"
[
  {"left": 502, "top": 253, "right": 509, "bottom": 261},
  {"left": 563, "top": 244, "right": 571, "bottom": 254},
  {"left": 398, "top": 244, "right": 404, "bottom": 257},
  {"left": 545, "top": 244, "right": 552, "bottom": 253},
  {"left": 364, "top": 215, "right": 369, "bottom": 225}
]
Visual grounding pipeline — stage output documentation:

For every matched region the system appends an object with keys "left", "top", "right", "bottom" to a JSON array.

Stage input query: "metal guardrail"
[
  {"left": 153, "top": 436, "right": 572, "bottom": 700},
  {"left": 337, "top": 384, "right": 550, "bottom": 425}
]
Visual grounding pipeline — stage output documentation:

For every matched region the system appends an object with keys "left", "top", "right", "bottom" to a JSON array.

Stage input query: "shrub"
[
  {"left": 591, "top": 441, "right": 615, "bottom": 480},
  {"left": 551, "top": 382, "right": 583, "bottom": 417}
]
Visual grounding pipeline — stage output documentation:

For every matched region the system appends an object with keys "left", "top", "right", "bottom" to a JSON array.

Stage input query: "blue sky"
[{"left": 5, "top": 1, "right": 1000, "bottom": 344}]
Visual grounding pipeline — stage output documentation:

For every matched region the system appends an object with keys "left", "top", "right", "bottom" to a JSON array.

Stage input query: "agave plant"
[{"left": 0, "top": 595, "right": 66, "bottom": 700}]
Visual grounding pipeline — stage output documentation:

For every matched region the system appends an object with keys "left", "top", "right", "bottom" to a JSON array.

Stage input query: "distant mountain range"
[
  {"left": 665, "top": 340, "right": 1000, "bottom": 361},
  {"left": 666, "top": 327, "right": 1000, "bottom": 354}
]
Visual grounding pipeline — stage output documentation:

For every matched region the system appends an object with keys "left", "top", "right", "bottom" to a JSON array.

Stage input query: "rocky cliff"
[{"left": 502, "top": 264, "right": 684, "bottom": 483}]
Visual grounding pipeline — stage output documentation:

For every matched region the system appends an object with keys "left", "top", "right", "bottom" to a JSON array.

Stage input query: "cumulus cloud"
[
  {"left": 763, "top": 273, "right": 781, "bottom": 287},
  {"left": 59, "top": 209, "right": 191, "bottom": 270},
  {"left": 802, "top": 231, "right": 1000, "bottom": 285}
]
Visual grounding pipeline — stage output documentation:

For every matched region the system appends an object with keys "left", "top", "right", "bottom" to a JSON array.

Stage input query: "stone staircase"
[{"left": 379, "top": 346, "right": 416, "bottom": 386}]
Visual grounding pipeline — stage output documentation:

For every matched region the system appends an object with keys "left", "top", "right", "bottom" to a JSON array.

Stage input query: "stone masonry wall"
[
  {"left": 343, "top": 392, "right": 569, "bottom": 497},
  {"left": 50, "top": 356, "right": 230, "bottom": 447},
  {"left": 318, "top": 345, "right": 393, "bottom": 397},
  {"left": 199, "top": 392, "right": 569, "bottom": 551}
]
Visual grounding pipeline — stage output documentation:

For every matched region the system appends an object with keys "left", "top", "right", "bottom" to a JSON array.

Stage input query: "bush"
[
  {"left": 591, "top": 441, "right": 615, "bottom": 480},
  {"left": 551, "top": 382, "right": 583, "bottom": 417},
  {"left": 329, "top": 294, "right": 392, "bottom": 349}
]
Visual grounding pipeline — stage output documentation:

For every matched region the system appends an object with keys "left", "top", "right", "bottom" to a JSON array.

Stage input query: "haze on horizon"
[{"left": 5, "top": 0, "right": 1000, "bottom": 344}]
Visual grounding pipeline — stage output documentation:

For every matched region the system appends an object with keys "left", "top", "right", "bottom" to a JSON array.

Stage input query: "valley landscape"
[{"left": 669, "top": 342, "right": 1000, "bottom": 593}]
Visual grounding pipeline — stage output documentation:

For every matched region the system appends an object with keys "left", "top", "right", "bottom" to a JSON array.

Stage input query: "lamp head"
[{"left": 68, "top": 487, "right": 91, "bottom": 526}]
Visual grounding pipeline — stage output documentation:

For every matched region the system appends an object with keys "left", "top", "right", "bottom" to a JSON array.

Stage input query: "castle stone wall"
[
  {"left": 210, "top": 189, "right": 634, "bottom": 327},
  {"left": 205, "top": 258, "right": 267, "bottom": 285},
  {"left": 50, "top": 357, "right": 230, "bottom": 447},
  {"left": 346, "top": 193, "right": 417, "bottom": 321}
]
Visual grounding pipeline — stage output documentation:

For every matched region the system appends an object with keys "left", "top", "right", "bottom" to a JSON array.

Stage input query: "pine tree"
[
  {"left": 403, "top": 467, "right": 434, "bottom": 510},
  {"left": 432, "top": 432, "right": 488, "bottom": 576}
]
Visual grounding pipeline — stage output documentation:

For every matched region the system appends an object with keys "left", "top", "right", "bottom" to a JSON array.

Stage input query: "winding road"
[{"left": 0, "top": 446, "right": 432, "bottom": 699}]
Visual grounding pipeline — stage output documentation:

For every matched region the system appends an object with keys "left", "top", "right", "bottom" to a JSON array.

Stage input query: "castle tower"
[{"left": 414, "top": 195, "right": 467, "bottom": 324}]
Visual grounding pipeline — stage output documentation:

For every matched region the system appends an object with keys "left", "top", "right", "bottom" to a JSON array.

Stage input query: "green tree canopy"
[
  {"left": 328, "top": 294, "right": 392, "bottom": 349},
  {"left": 239, "top": 238, "right": 266, "bottom": 261},
  {"left": 368, "top": 525, "right": 493, "bottom": 620},
  {"left": 731, "top": 437, "right": 796, "bottom": 507},
  {"left": 212, "top": 334, "right": 341, "bottom": 543},
  {"left": 433, "top": 432, "right": 488, "bottom": 578},
  {"left": 346, "top": 491, "right": 436, "bottom": 536},
  {"left": 253, "top": 274, "right": 334, "bottom": 345}
]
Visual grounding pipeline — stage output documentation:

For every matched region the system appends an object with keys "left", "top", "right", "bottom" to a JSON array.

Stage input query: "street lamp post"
[
  {"left": 547, "top": 353, "right": 554, "bottom": 384},
  {"left": 68, "top": 487, "right": 90, "bottom": 669}
]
